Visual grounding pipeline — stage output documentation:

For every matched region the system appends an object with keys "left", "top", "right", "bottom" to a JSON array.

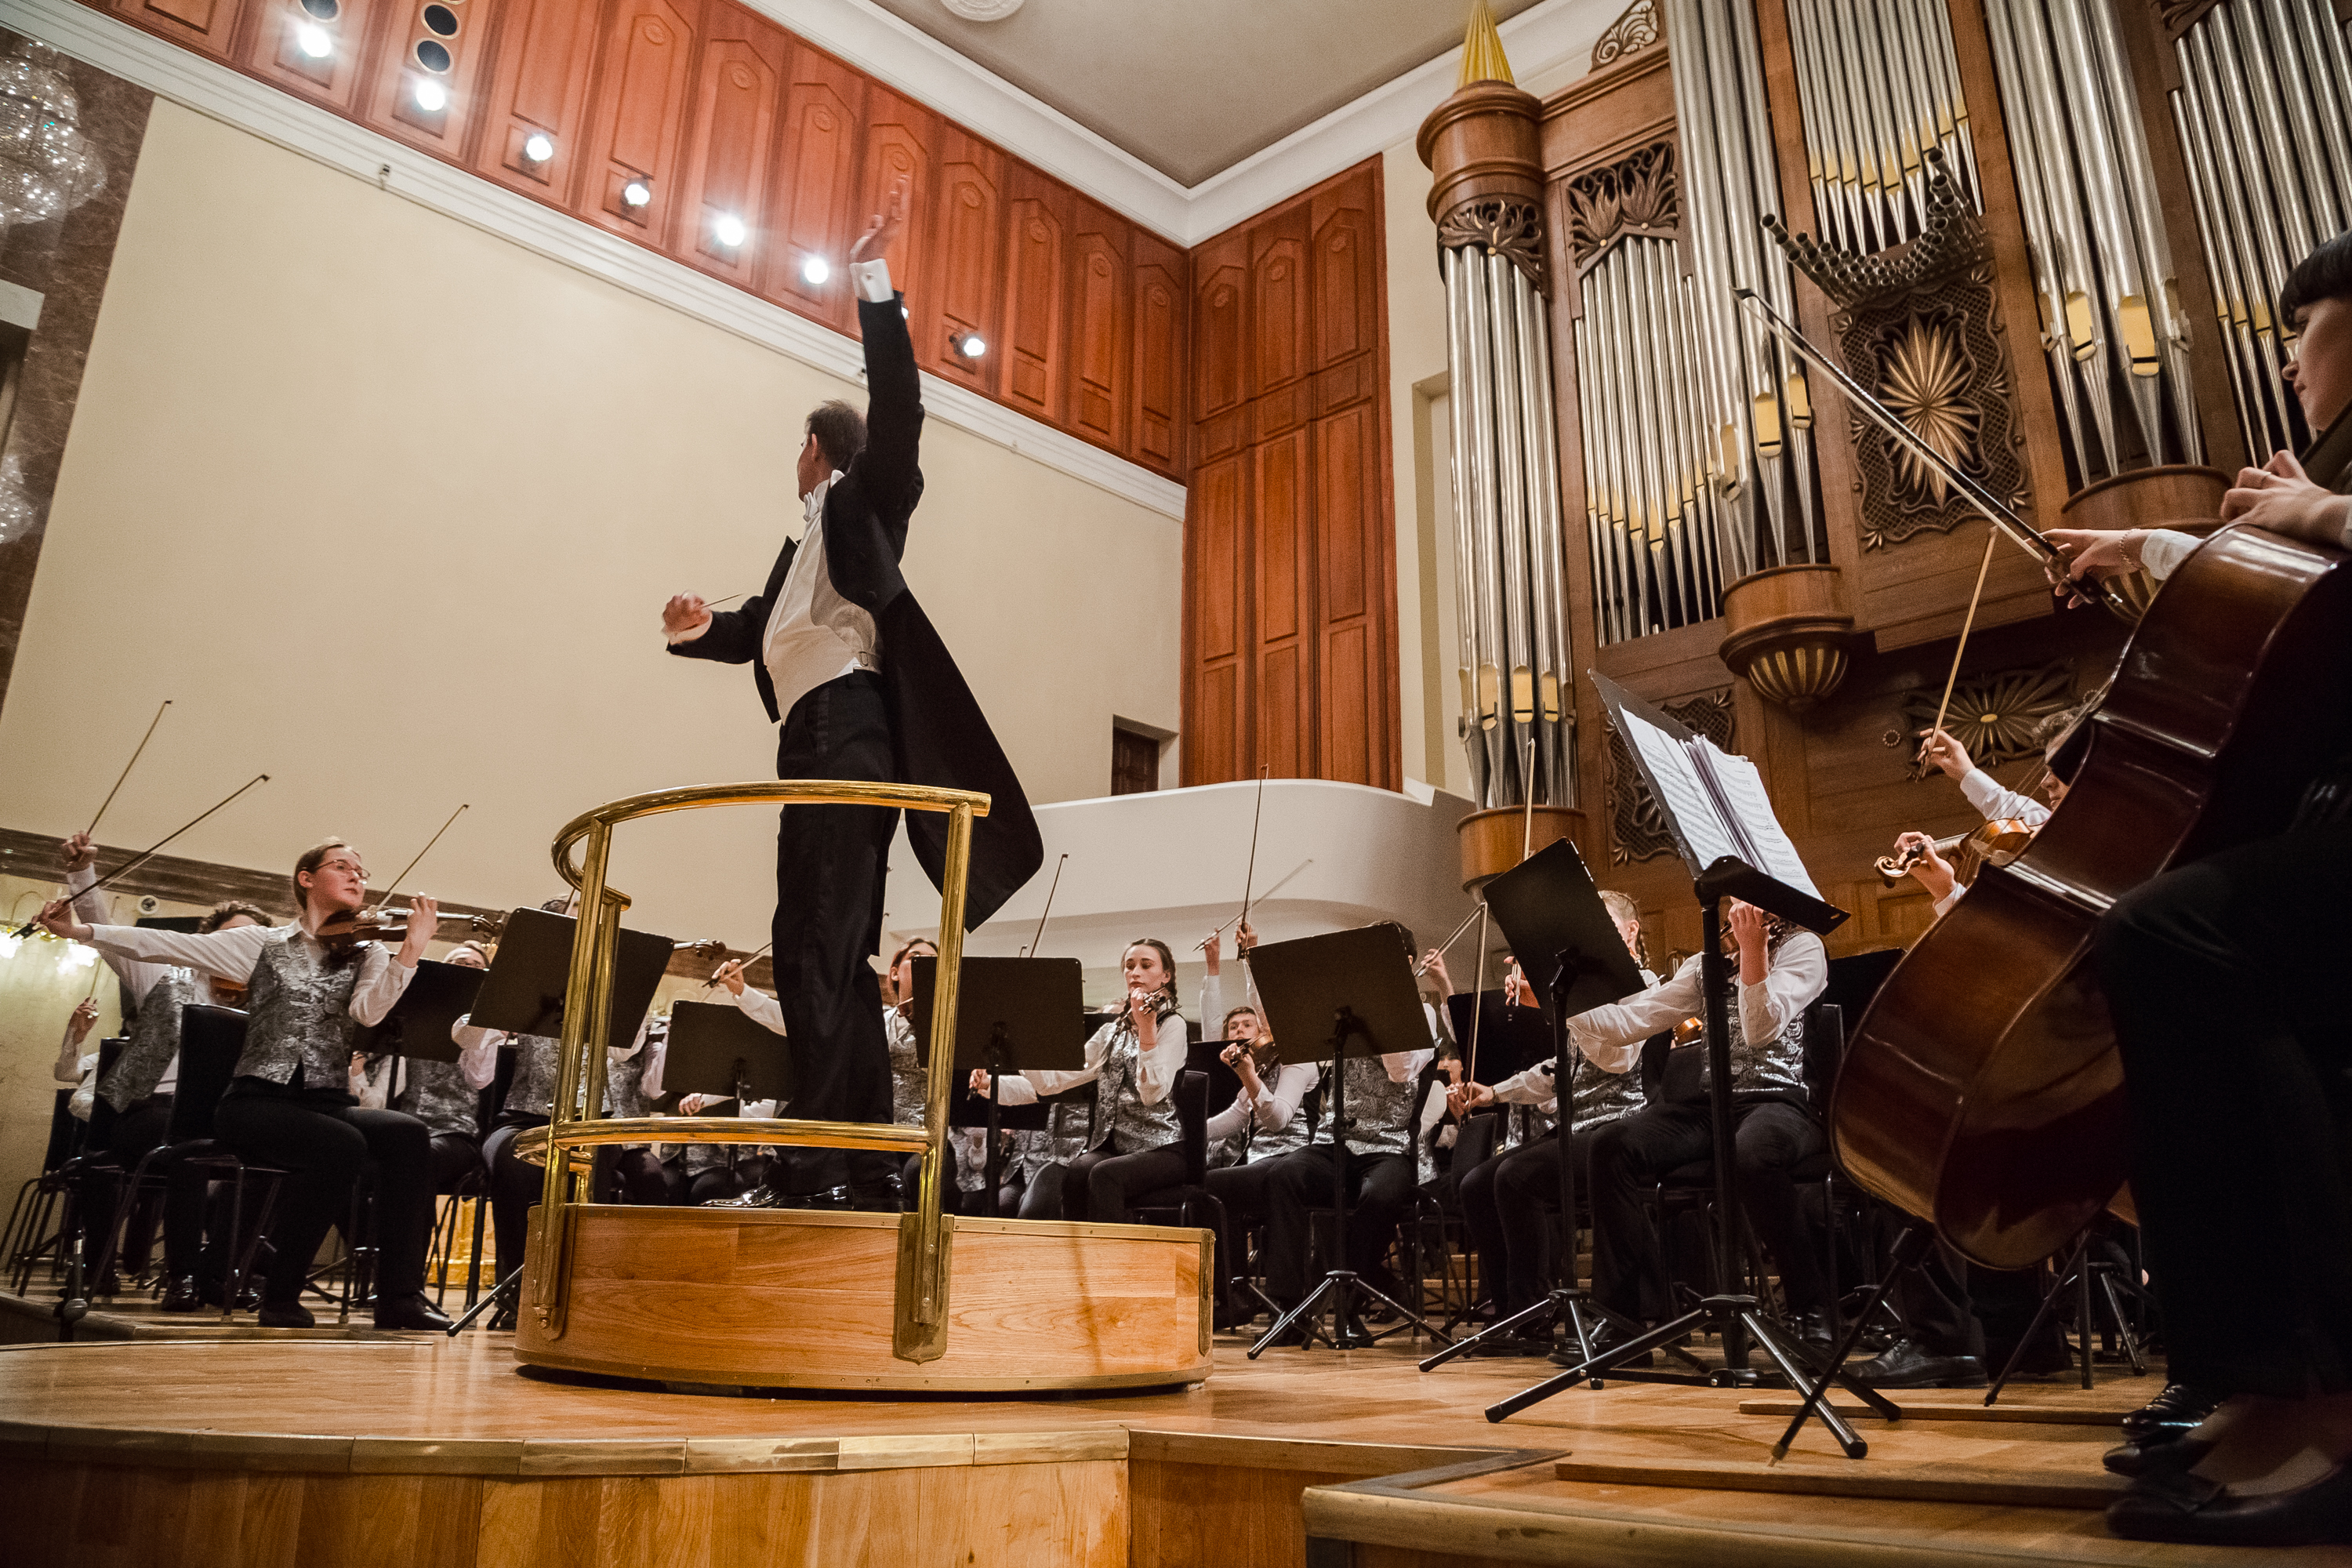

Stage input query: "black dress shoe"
[
  {"left": 2108, "top": 1457, "right": 2352, "bottom": 1547},
  {"left": 159, "top": 1276, "right": 203, "bottom": 1314},
  {"left": 2103, "top": 1435, "right": 2216, "bottom": 1479},
  {"left": 256, "top": 1299, "right": 315, "bottom": 1329},
  {"left": 1553, "top": 1318, "right": 1652, "bottom": 1370},
  {"left": 2122, "top": 1382, "right": 2225, "bottom": 1444},
  {"left": 487, "top": 1299, "right": 517, "bottom": 1332},
  {"left": 1468, "top": 1330, "right": 1555, "bottom": 1359},
  {"left": 1852, "top": 1337, "right": 1988, "bottom": 1388},
  {"left": 702, "top": 1183, "right": 793, "bottom": 1209},
  {"left": 795, "top": 1185, "right": 855, "bottom": 1211},
  {"left": 374, "top": 1292, "right": 455, "bottom": 1332}
]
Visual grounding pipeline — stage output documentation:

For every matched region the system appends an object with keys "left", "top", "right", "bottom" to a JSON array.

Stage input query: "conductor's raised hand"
[
  {"left": 662, "top": 593, "right": 712, "bottom": 641},
  {"left": 850, "top": 178, "right": 909, "bottom": 267}
]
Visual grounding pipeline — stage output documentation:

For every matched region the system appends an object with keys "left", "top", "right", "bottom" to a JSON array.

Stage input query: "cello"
[{"left": 1739, "top": 289, "right": 2352, "bottom": 1271}]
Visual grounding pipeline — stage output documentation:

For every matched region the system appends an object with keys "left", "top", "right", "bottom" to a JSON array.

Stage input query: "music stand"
[
  {"left": 1244, "top": 922, "right": 1450, "bottom": 1355},
  {"left": 911, "top": 956, "right": 1086, "bottom": 1212},
  {"left": 355, "top": 958, "right": 484, "bottom": 1064},
  {"left": 1422, "top": 838, "right": 1646, "bottom": 1376},
  {"left": 663, "top": 1000, "right": 793, "bottom": 1185},
  {"left": 1485, "top": 674, "right": 1892, "bottom": 1459},
  {"left": 468, "top": 907, "right": 673, "bottom": 1052}
]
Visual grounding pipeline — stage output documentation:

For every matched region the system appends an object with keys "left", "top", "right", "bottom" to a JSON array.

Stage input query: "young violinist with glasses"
[{"left": 38, "top": 839, "right": 449, "bottom": 1330}]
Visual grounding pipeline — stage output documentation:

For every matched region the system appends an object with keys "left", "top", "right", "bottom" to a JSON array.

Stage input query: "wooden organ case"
[{"left": 1426, "top": 0, "right": 2340, "bottom": 957}]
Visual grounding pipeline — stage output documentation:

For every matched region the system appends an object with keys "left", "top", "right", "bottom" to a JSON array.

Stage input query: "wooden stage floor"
[{"left": 2, "top": 1293, "right": 2345, "bottom": 1567}]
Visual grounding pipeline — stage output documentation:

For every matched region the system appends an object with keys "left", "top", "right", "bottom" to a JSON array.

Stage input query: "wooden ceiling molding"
[{"left": 78, "top": 0, "right": 1190, "bottom": 482}]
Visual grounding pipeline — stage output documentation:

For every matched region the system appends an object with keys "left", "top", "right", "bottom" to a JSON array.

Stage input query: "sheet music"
[
  {"left": 1693, "top": 741, "right": 1823, "bottom": 898},
  {"left": 1619, "top": 706, "right": 1741, "bottom": 869}
]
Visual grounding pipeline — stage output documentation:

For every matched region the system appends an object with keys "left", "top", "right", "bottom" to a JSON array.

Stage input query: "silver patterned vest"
[
  {"left": 505, "top": 1034, "right": 563, "bottom": 1118},
  {"left": 886, "top": 1007, "right": 926, "bottom": 1127},
  {"left": 1326, "top": 1054, "right": 1417, "bottom": 1157},
  {"left": 392, "top": 1058, "right": 480, "bottom": 1138},
  {"left": 1240, "top": 1062, "right": 1316, "bottom": 1164},
  {"left": 237, "top": 929, "right": 365, "bottom": 1089},
  {"left": 1701, "top": 985, "right": 1807, "bottom": 1098},
  {"left": 1086, "top": 1014, "right": 1182, "bottom": 1153},
  {"left": 99, "top": 968, "right": 199, "bottom": 1112}
]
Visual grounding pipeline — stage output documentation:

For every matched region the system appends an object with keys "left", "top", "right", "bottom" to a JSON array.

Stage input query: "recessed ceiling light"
[
  {"left": 622, "top": 179, "right": 651, "bottom": 208},
  {"left": 522, "top": 132, "right": 554, "bottom": 163},
  {"left": 802, "top": 255, "right": 829, "bottom": 285},
  {"left": 960, "top": 334, "right": 986, "bottom": 358},
  {"left": 713, "top": 212, "right": 747, "bottom": 248},
  {"left": 296, "top": 22, "right": 333, "bottom": 58},
  {"left": 413, "top": 78, "right": 447, "bottom": 112}
]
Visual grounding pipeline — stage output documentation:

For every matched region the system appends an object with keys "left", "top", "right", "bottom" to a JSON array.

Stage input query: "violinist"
[
  {"left": 1570, "top": 899, "right": 1831, "bottom": 1359},
  {"left": 36, "top": 838, "right": 450, "bottom": 1331},
  {"left": 1450, "top": 891, "right": 1653, "bottom": 1356},
  {"left": 1892, "top": 720, "right": 2073, "bottom": 914},
  {"left": 2039, "top": 231, "right": 2352, "bottom": 1547},
  {"left": 978, "top": 938, "right": 1189, "bottom": 1225},
  {"left": 62, "top": 831, "right": 273, "bottom": 1310}
]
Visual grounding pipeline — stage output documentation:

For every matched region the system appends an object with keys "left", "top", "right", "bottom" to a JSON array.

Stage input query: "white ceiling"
[{"left": 862, "top": 0, "right": 1550, "bottom": 187}]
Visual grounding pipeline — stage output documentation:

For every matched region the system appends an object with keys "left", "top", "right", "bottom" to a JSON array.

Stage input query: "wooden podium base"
[{"left": 514, "top": 1204, "right": 1213, "bottom": 1393}]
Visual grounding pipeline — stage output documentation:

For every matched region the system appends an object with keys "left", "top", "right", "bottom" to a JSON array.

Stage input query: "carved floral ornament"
[
  {"left": 1877, "top": 310, "right": 1984, "bottom": 508},
  {"left": 1565, "top": 142, "right": 1679, "bottom": 268},
  {"left": 1592, "top": 0, "right": 1662, "bottom": 69},
  {"left": 1609, "top": 688, "right": 1735, "bottom": 865},
  {"left": 1438, "top": 198, "right": 1547, "bottom": 294},
  {"left": 1896, "top": 661, "right": 2077, "bottom": 771}
]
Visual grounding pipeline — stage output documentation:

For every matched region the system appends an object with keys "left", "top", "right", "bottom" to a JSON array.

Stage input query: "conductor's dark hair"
[
  {"left": 2280, "top": 229, "right": 2352, "bottom": 328},
  {"left": 804, "top": 400, "right": 867, "bottom": 472}
]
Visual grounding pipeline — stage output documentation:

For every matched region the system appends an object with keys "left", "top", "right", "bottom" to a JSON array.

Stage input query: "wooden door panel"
[
  {"left": 1187, "top": 454, "right": 1250, "bottom": 786},
  {"left": 241, "top": 0, "right": 379, "bottom": 111},
  {"left": 1254, "top": 430, "right": 1309, "bottom": 776},
  {"left": 759, "top": 45, "right": 863, "bottom": 325},
  {"left": 1316, "top": 405, "right": 1378, "bottom": 786},
  {"left": 1309, "top": 201, "right": 1373, "bottom": 372},
  {"left": 579, "top": 0, "right": 698, "bottom": 241},
  {"left": 924, "top": 126, "right": 1000, "bottom": 393},
  {"left": 672, "top": 11, "right": 785, "bottom": 282},
  {"left": 1249, "top": 212, "right": 1309, "bottom": 399},
  {"left": 1134, "top": 230, "right": 1185, "bottom": 474},
  {"left": 113, "top": 0, "right": 250, "bottom": 60},
  {"left": 472, "top": 0, "right": 600, "bottom": 201},
  {"left": 1000, "top": 168, "right": 1069, "bottom": 424},
  {"left": 1069, "top": 200, "right": 1127, "bottom": 451},
  {"left": 360, "top": 0, "right": 499, "bottom": 156}
]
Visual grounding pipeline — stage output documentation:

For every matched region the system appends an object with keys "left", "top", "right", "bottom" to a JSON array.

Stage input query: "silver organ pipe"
[{"left": 2169, "top": 0, "right": 2352, "bottom": 457}]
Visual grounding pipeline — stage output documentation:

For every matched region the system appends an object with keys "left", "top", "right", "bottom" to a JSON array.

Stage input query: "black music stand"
[
  {"left": 662, "top": 1000, "right": 794, "bottom": 1185},
  {"left": 912, "top": 956, "right": 1086, "bottom": 1210},
  {"left": 1486, "top": 675, "right": 1891, "bottom": 1459},
  {"left": 468, "top": 907, "right": 673, "bottom": 1052},
  {"left": 1422, "top": 838, "right": 1646, "bottom": 1376},
  {"left": 355, "top": 958, "right": 485, "bottom": 1063},
  {"left": 1245, "top": 922, "right": 1450, "bottom": 1355}
]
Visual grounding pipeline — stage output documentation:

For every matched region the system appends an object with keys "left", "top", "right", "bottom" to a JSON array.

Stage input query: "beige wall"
[
  {"left": 0, "top": 100, "right": 1181, "bottom": 1206},
  {"left": 0, "top": 100, "right": 1179, "bottom": 940}
]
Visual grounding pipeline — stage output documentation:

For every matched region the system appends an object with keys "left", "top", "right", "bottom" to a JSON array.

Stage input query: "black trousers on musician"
[
  {"left": 482, "top": 1112, "right": 547, "bottom": 1282},
  {"left": 2096, "top": 818, "right": 2352, "bottom": 1398},
  {"left": 83, "top": 1095, "right": 205, "bottom": 1280},
  {"left": 214, "top": 1081, "right": 433, "bottom": 1305},
  {"left": 1265, "top": 1145, "right": 1416, "bottom": 1305},
  {"left": 1206, "top": 1159, "right": 1286, "bottom": 1305},
  {"left": 425, "top": 1131, "right": 484, "bottom": 1197},
  {"left": 1062, "top": 1141, "right": 1187, "bottom": 1225},
  {"left": 1587, "top": 1097, "right": 1828, "bottom": 1324},
  {"left": 1458, "top": 1127, "right": 1611, "bottom": 1321},
  {"left": 773, "top": 671, "right": 899, "bottom": 1196}
]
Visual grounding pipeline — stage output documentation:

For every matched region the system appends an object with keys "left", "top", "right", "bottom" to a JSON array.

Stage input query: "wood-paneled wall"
[
  {"left": 1182, "top": 161, "right": 1399, "bottom": 789},
  {"left": 86, "top": 0, "right": 1189, "bottom": 481}
]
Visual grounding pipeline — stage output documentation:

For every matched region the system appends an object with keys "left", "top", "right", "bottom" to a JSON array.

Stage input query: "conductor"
[{"left": 661, "top": 180, "right": 1042, "bottom": 1212}]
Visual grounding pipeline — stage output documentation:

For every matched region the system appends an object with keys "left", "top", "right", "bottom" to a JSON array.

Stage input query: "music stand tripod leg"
[
  {"left": 446, "top": 1262, "right": 524, "bottom": 1335},
  {"left": 1771, "top": 1224, "right": 1925, "bottom": 1458},
  {"left": 1985, "top": 1231, "right": 2092, "bottom": 1406}
]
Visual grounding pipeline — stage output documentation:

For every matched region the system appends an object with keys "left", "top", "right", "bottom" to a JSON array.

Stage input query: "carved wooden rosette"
[
  {"left": 1769, "top": 165, "right": 2031, "bottom": 552},
  {"left": 1608, "top": 688, "right": 1737, "bottom": 864}
]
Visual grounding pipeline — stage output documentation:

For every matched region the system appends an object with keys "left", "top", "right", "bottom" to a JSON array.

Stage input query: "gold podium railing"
[{"left": 513, "top": 779, "right": 985, "bottom": 1363}]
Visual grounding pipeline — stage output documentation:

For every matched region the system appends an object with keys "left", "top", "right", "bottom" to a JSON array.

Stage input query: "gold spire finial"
[{"left": 1458, "top": 0, "right": 1515, "bottom": 87}]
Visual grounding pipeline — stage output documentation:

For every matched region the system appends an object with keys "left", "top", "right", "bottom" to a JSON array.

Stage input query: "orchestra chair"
[
  {"left": 23, "top": 1040, "right": 127, "bottom": 1298},
  {"left": 4, "top": 1089, "right": 89, "bottom": 1293},
  {"left": 1432, "top": 1109, "right": 1503, "bottom": 1332},
  {"left": 1127, "top": 1070, "right": 1230, "bottom": 1241},
  {"left": 153, "top": 1020, "right": 291, "bottom": 1323}
]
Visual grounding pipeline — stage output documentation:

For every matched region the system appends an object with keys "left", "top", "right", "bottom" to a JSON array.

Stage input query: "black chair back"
[
  {"left": 1639, "top": 1029, "right": 1671, "bottom": 1105},
  {"left": 1174, "top": 1069, "right": 1209, "bottom": 1187},
  {"left": 1454, "top": 1108, "right": 1502, "bottom": 1175},
  {"left": 169, "top": 1006, "right": 250, "bottom": 1142},
  {"left": 1801, "top": 1001, "right": 1846, "bottom": 1114},
  {"left": 84, "top": 1039, "right": 127, "bottom": 1150},
  {"left": 40, "top": 1089, "right": 79, "bottom": 1171},
  {"left": 482, "top": 1036, "right": 520, "bottom": 1127}
]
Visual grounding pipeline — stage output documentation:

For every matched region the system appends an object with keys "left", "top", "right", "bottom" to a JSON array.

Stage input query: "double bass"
[{"left": 1741, "top": 286, "right": 2352, "bottom": 1271}]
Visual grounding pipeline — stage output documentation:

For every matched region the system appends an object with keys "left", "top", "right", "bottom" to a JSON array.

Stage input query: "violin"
[
  {"left": 1875, "top": 818, "right": 2040, "bottom": 887},
  {"left": 316, "top": 907, "right": 501, "bottom": 953}
]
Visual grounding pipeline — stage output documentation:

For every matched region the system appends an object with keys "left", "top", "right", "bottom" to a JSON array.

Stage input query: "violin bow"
[
  {"left": 372, "top": 803, "right": 470, "bottom": 909},
  {"left": 1519, "top": 736, "right": 1537, "bottom": 862},
  {"left": 1732, "top": 285, "right": 2132, "bottom": 619},
  {"left": 1917, "top": 526, "right": 2001, "bottom": 779},
  {"left": 16, "top": 773, "right": 272, "bottom": 937},
  {"left": 702, "top": 938, "right": 774, "bottom": 989},
  {"left": 1026, "top": 853, "right": 1069, "bottom": 957},
  {"left": 88, "top": 699, "right": 171, "bottom": 838},
  {"left": 1239, "top": 766, "right": 1269, "bottom": 929}
]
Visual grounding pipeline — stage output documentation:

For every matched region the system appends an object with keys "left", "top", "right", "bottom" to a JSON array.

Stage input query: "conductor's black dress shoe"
[
  {"left": 702, "top": 1184, "right": 793, "bottom": 1209},
  {"left": 2107, "top": 1458, "right": 2352, "bottom": 1547}
]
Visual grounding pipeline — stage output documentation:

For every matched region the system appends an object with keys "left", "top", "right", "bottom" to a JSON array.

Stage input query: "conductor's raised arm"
[{"left": 844, "top": 180, "right": 923, "bottom": 533}]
